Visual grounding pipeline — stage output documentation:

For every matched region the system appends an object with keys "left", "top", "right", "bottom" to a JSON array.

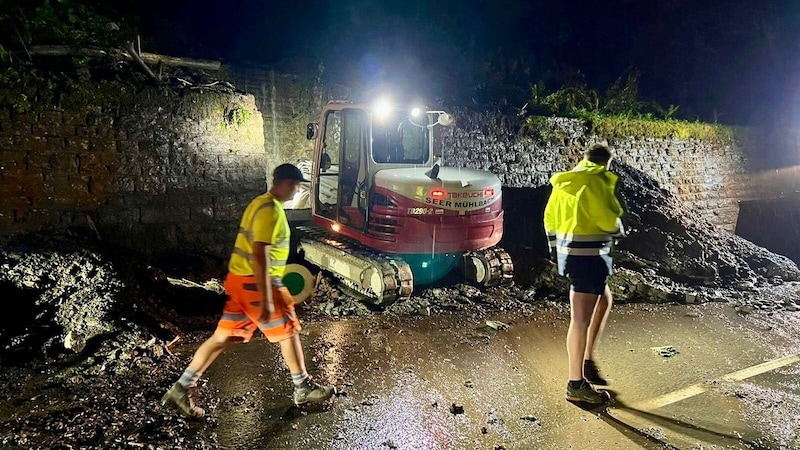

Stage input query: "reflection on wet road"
[{"left": 199, "top": 302, "right": 800, "bottom": 449}]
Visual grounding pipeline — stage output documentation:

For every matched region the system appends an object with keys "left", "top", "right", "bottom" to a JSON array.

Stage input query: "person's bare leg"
[
  {"left": 584, "top": 286, "right": 613, "bottom": 361},
  {"left": 188, "top": 330, "right": 238, "bottom": 375},
  {"left": 279, "top": 334, "right": 306, "bottom": 375},
  {"left": 567, "top": 291, "right": 600, "bottom": 381}
]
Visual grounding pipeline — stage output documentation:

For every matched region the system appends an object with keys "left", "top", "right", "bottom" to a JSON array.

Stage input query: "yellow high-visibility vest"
[
  {"left": 544, "top": 160, "right": 624, "bottom": 256},
  {"left": 228, "top": 193, "right": 291, "bottom": 279}
]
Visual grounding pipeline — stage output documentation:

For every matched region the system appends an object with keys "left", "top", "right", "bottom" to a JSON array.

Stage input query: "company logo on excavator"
[{"left": 424, "top": 189, "right": 495, "bottom": 200}]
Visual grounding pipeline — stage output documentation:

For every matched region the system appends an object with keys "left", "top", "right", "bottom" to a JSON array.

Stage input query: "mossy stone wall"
[{"left": 0, "top": 83, "right": 265, "bottom": 258}]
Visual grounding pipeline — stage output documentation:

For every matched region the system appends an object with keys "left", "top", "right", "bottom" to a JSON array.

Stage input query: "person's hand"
[{"left": 260, "top": 299, "right": 274, "bottom": 322}]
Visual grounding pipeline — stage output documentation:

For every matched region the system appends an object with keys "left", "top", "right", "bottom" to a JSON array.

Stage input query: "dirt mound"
[
  {"left": 0, "top": 230, "right": 228, "bottom": 366},
  {"left": 1, "top": 231, "right": 144, "bottom": 362},
  {"left": 607, "top": 164, "right": 798, "bottom": 305},
  {"left": 0, "top": 231, "right": 224, "bottom": 448}
]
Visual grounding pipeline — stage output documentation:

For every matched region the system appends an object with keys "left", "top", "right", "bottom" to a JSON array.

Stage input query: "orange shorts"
[{"left": 215, "top": 273, "right": 302, "bottom": 343}]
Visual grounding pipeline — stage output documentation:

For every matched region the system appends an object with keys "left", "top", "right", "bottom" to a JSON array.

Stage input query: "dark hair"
[{"left": 584, "top": 144, "right": 612, "bottom": 165}]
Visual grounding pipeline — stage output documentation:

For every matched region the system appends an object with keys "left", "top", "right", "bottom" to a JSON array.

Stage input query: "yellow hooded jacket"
[{"left": 544, "top": 160, "right": 625, "bottom": 270}]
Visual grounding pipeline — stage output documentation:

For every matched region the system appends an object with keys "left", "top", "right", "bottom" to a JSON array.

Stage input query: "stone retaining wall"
[
  {"left": 440, "top": 114, "right": 750, "bottom": 232},
  {"left": 0, "top": 87, "right": 265, "bottom": 257}
]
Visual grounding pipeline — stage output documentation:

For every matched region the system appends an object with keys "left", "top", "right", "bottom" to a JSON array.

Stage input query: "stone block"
[
  {"left": 61, "top": 110, "right": 83, "bottom": 127},
  {"left": 188, "top": 180, "right": 221, "bottom": 193},
  {"left": 190, "top": 205, "right": 215, "bottom": 221},
  {"left": 141, "top": 164, "right": 167, "bottom": 177},
  {"left": 13, "top": 208, "right": 57, "bottom": 230},
  {"left": 165, "top": 176, "right": 189, "bottom": 191},
  {"left": 116, "top": 140, "right": 138, "bottom": 154},
  {"left": 87, "top": 176, "right": 110, "bottom": 197},
  {"left": 31, "top": 122, "right": 62, "bottom": 137},
  {"left": 0, "top": 194, "right": 31, "bottom": 209},
  {"left": 8, "top": 170, "right": 45, "bottom": 192},
  {"left": 214, "top": 200, "right": 242, "bottom": 221},
  {"left": 89, "top": 140, "right": 117, "bottom": 153},
  {"left": 0, "top": 210, "right": 15, "bottom": 232},
  {"left": 135, "top": 176, "right": 167, "bottom": 194},
  {"left": 95, "top": 208, "right": 122, "bottom": 226},
  {"left": 116, "top": 177, "right": 135, "bottom": 193},
  {"left": 165, "top": 164, "right": 186, "bottom": 177},
  {"left": 0, "top": 134, "right": 13, "bottom": 150},
  {"left": 74, "top": 126, "right": 98, "bottom": 138},
  {"left": 141, "top": 206, "right": 189, "bottom": 224},
  {"left": 14, "top": 112, "right": 36, "bottom": 125},
  {"left": 0, "top": 150, "right": 26, "bottom": 169},
  {"left": 0, "top": 174, "right": 23, "bottom": 195}
]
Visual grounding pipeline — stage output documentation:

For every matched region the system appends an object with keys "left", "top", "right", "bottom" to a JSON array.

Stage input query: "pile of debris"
[
  {"left": 590, "top": 164, "right": 798, "bottom": 308},
  {"left": 1, "top": 231, "right": 155, "bottom": 365},
  {"left": 306, "top": 275, "right": 540, "bottom": 319},
  {"left": 0, "top": 231, "right": 225, "bottom": 448}
]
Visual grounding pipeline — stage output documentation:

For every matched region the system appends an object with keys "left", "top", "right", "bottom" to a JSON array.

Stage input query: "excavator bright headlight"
[
  {"left": 411, "top": 107, "right": 422, "bottom": 117},
  {"left": 374, "top": 99, "right": 392, "bottom": 118}
]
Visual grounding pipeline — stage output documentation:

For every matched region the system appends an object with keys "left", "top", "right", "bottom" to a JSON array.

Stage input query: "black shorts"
[{"left": 564, "top": 256, "right": 611, "bottom": 295}]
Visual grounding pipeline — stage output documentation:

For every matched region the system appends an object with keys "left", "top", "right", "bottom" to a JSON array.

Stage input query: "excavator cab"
[{"left": 307, "top": 102, "right": 436, "bottom": 233}]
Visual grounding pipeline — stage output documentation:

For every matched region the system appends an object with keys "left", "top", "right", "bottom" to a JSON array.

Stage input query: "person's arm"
[
  {"left": 250, "top": 205, "right": 277, "bottom": 321},
  {"left": 543, "top": 188, "right": 558, "bottom": 260},
  {"left": 252, "top": 242, "right": 275, "bottom": 321},
  {"left": 612, "top": 180, "right": 628, "bottom": 238}
]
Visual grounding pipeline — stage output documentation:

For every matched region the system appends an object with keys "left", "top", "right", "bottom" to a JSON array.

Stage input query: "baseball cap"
[{"left": 273, "top": 163, "right": 310, "bottom": 182}]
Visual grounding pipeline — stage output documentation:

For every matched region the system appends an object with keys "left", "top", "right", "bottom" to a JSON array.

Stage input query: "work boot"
[
  {"left": 293, "top": 378, "right": 335, "bottom": 405},
  {"left": 161, "top": 382, "right": 205, "bottom": 418},
  {"left": 566, "top": 379, "right": 609, "bottom": 405},
  {"left": 583, "top": 359, "right": 608, "bottom": 386}
]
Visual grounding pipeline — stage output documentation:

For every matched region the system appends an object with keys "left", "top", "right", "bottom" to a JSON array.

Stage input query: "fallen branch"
[
  {"left": 126, "top": 41, "right": 158, "bottom": 81},
  {"left": 164, "top": 336, "right": 181, "bottom": 356},
  {"left": 28, "top": 45, "right": 222, "bottom": 71},
  {"left": 28, "top": 45, "right": 112, "bottom": 59},
  {"left": 166, "top": 276, "right": 225, "bottom": 294},
  {"left": 139, "top": 52, "right": 220, "bottom": 71}
]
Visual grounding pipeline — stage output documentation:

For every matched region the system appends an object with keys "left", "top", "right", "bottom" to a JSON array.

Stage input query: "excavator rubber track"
[
  {"left": 462, "top": 247, "right": 514, "bottom": 286},
  {"left": 295, "top": 225, "right": 413, "bottom": 305}
]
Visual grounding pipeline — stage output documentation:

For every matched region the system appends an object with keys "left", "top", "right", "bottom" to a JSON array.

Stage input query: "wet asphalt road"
[{"left": 186, "top": 301, "right": 800, "bottom": 450}]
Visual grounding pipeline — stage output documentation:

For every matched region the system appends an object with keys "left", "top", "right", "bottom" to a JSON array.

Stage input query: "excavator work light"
[{"left": 374, "top": 99, "right": 392, "bottom": 118}]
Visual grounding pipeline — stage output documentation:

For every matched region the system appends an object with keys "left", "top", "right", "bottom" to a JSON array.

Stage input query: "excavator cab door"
[{"left": 315, "top": 108, "right": 367, "bottom": 232}]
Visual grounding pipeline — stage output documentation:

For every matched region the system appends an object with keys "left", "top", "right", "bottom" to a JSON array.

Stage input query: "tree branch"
[{"left": 27, "top": 45, "right": 222, "bottom": 71}]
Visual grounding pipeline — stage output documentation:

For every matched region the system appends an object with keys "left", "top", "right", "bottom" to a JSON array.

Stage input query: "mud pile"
[
  {"left": 0, "top": 230, "right": 230, "bottom": 364},
  {"left": 591, "top": 164, "right": 798, "bottom": 307},
  {"left": 307, "top": 276, "right": 540, "bottom": 319},
  {"left": 0, "top": 231, "right": 225, "bottom": 448},
  {"left": 1, "top": 231, "right": 150, "bottom": 363}
]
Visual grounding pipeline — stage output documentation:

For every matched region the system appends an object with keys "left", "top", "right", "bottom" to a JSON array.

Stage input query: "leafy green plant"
[
  {"left": 0, "top": 0, "right": 133, "bottom": 60},
  {"left": 602, "top": 71, "right": 643, "bottom": 115},
  {"left": 225, "top": 107, "right": 252, "bottom": 128},
  {"left": 520, "top": 69, "right": 732, "bottom": 142}
]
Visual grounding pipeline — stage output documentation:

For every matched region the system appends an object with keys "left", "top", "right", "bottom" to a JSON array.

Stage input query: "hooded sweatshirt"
[{"left": 543, "top": 160, "right": 625, "bottom": 273}]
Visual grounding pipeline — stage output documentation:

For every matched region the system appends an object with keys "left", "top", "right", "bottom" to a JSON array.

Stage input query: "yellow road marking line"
[{"left": 632, "top": 352, "right": 800, "bottom": 411}]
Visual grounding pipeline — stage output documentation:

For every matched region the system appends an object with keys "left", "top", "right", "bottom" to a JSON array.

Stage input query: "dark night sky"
[{"left": 118, "top": 0, "right": 800, "bottom": 125}]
